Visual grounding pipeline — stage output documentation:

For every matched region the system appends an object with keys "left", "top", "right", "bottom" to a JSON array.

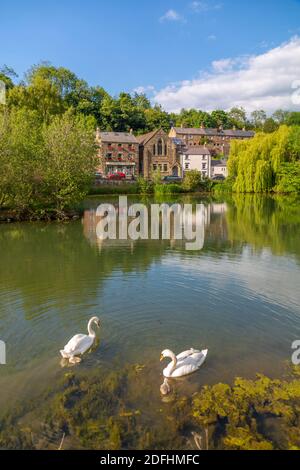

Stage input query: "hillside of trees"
[{"left": 1, "top": 63, "right": 300, "bottom": 134}]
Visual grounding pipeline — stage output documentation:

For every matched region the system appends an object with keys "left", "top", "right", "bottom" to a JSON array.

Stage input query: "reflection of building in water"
[
  {"left": 210, "top": 203, "right": 228, "bottom": 215},
  {"left": 82, "top": 209, "right": 136, "bottom": 252},
  {"left": 82, "top": 201, "right": 228, "bottom": 252}
]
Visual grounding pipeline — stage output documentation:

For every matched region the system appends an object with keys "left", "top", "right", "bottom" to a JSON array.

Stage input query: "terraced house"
[
  {"left": 169, "top": 125, "right": 255, "bottom": 157},
  {"left": 96, "top": 125, "right": 255, "bottom": 179},
  {"left": 96, "top": 130, "right": 140, "bottom": 178}
]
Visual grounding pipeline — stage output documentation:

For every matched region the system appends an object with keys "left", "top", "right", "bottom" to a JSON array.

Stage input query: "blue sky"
[{"left": 2, "top": 0, "right": 300, "bottom": 112}]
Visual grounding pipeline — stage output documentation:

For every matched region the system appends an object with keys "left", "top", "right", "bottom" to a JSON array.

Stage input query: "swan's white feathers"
[
  {"left": 163, "top": 349, "right": 208, "bottom": 378},
  {"left": 63, "top": 334, "right": 93, "bottom": 356},
  {"left": 60, "top": 317, "right": 100, "bottom": 360},
  {"left": 176, "top": 348, "right": 200, "bottom": 360}
]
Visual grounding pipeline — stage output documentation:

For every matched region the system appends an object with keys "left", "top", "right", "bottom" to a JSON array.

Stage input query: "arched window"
[
  {"left": 153, "top": 144, "right": 156, "bottom": 155},
  {"left": 157, "top": 138, "right": 163, "bottom": 156},
  {"left": 164, "top": 144, "right": 167, "bottom": 155}
]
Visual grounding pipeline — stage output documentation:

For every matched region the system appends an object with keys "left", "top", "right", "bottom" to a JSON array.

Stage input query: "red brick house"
[{"left": 96, "top": 130, "right": 139, "bottom": 177}]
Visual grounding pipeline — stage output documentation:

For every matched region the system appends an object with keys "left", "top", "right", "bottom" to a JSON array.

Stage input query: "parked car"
[
  {"left": 107, "top": 172, "right": 126, "bottom": 181},
  {"left": 212, "top": 175, "right": 225, "bottom": 181},
  {"left": 162, "top": 176, "right": 183, "bottom": 183}
]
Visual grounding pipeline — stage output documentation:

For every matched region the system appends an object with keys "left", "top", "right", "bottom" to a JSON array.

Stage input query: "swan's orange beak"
[{"left": 160, "top": 354, "right": 164, "bottom": 362}]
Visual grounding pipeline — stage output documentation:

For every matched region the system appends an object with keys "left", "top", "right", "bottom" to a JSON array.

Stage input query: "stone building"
[
  {"left": 169, "top": 125, "right": 255, "bottom": 157},
  {"left": 180, "top": 146, "right": 211, "bottom": 178},
  {"left": 137, "top": 129, "right": 181, "bottom": 179},
  {"left": 96, "top": 130, "right": 139, "bottom": 177}
]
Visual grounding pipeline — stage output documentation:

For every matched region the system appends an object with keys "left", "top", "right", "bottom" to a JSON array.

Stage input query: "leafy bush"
[
  {"left": 213, "top": 179, "right": 234, "bottom": 194},
  {"left": 182, "top": 170, "right": 203, "bottom": 192},
  {"left": 154, "top": 183, "right": 183, "bottom": 195},
  {"left": 137, "top": 176, "right": 154, "bottom": 194},
  {"left": 89, "top": 183, "right": 139, "bottom": 195}
]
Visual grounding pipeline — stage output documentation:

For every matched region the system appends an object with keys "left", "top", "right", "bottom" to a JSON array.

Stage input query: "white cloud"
[
  {"left": 207, "top": 34, "right": 217, "bottom": 41},
  {"left": 153, "top": 37, "right": 300, "bottom": 113},
  {"left": 190, "top": 1, "right": 223, "bottom": 13},
  {"left": 133, "top": 85, "right": 155, "bottom": 95},
  {"left": 160, "top": 9, "right": 184, "bottom": 23}
]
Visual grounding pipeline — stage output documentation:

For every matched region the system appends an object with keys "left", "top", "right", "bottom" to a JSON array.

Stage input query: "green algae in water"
[{"left": 1, "top": 364, "right": 300, "bottom": 450}]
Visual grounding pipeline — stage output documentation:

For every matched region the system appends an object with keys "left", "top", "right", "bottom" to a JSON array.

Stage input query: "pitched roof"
[
  {"left": 99, "top": 132, "right": 139, "bottom": 144},
  {"left": 136, "top": 129, "right": 166, "bottom": 146},
  {"left": 172, "top": 127, "right": 255, "bottom": 138},
  {"left": 136, "top": 129, "right": 159, "bottom": 145},
  {"left": 182, "top": 146, "right": 211, "bottom": 156},
  {"left": 211, "top": 159, "right": 227, "bottom": 167}
]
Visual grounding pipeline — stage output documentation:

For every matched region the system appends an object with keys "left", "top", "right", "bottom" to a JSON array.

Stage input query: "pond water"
[{"left": 0, "top": 194, "right": 300, "bottom": 448}]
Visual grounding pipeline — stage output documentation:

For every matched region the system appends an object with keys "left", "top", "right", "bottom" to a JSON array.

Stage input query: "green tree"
[
  {"left": 228, "top": 107, "right": 247, "bottom": 129},
  {"left": 250, "top": 110, "right": 267, "bottom": 130},
  {"left": 42, "top": 111, "right": 97, "bottom": 211}
]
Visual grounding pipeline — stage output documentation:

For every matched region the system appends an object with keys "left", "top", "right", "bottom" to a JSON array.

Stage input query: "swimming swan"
[
  {"left": 160, "top": 348, "right": 208, "bottom": 378},
  {"left": 60, "top": 317, "right": 100, "bottom": 364}
]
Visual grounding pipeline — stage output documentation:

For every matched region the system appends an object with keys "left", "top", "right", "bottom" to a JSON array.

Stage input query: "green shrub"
[
  {"left": 213, "top": 178, "right": 234, "bottom": 194},
  {"left": 154, "top": 183, "right": 183, "bottom": 195},
  {"left": 89, "top": 183, "right": 139, "bottom": 196},
  {"left": 137, "top": 176, "right": 154, "bottom": 194},
  {"left": 182, "top": 170, "right": 203, "bottom": 192}
]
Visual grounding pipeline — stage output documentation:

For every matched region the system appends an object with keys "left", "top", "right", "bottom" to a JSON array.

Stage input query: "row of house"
[{"left": 96, "top": 126, "right": 255, "bottom": 180}]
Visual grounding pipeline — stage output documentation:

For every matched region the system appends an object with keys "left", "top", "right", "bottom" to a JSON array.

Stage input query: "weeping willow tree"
[{"left": 228, "top": 125, "right": 300, "bottom": 193}]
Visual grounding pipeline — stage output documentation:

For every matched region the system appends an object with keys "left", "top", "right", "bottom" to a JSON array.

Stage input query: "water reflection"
[
  {"left": 82, "top": 200, "right": 228, "bottom": 252},
  {"left": 0, "top": 194, "right": 300, "bottom": 413}
]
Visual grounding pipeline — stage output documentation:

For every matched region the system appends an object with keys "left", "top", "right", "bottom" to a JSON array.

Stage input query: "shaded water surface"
[{"left": 0, "top": 194, "right": 300, "bottom": 448}]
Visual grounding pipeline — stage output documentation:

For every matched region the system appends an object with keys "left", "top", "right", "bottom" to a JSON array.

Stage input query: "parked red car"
[{"left": 107, "top": 172, "right": 126, "bottom": 181}]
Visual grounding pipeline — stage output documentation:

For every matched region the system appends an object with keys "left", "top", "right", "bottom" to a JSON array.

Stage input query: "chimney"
[
  {"left": 129, "top": 128, "right": 133, "bottom": 134},
  {"left": 96, "top": 127, "right": 100, "bottom": 140},
  {"left": 233, "top": 125, "right": 236, "bottom": 131},
  {"left": 181, "top": 123, "right": 184, "bottom": 129},
  {"left": 200, "top": 122, "right": 205, "bottom": 129},
  {"left": 243, "top": 126, "right": 246, "bottom": 131}
]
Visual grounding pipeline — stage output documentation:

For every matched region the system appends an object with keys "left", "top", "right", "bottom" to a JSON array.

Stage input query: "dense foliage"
[
  {"left": 228, "top": 125, "right": 300, "bottom": 193},
  {"left": 0, "top": 108, "right": 97, "bottom": 216},
  {"left": 1, "top": 64, "right": 300, "bottom": 134}
]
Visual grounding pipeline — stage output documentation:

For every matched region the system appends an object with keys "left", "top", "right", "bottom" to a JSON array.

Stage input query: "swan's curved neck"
[
  {"left": 87, "top": 320, "right": 96, "bottom": 337},
  {"left": 168, "top": 351, "right": 177, "bottom": 374}
]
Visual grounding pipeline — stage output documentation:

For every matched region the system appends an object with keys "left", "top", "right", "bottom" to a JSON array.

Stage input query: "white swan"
[
  {"left": 60, "top": 316, "right": 100, "bottom": 364},
  {"left": 160, "top": 348, "right": 208, "bottom": 378}
]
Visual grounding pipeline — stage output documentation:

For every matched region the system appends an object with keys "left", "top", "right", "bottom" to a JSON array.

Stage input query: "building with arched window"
[{"left": 137, "top": 129, "right": 181, "bottom": 179}]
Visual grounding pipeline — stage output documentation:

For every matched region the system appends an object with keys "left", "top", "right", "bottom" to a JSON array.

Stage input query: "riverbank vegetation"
[
  {"left": 227, "top": 125, "right": 300, "bottom": 194},
  {"left": 0, "top": 107, "right": 97, "bottom": 219},
  {"left": 1, "top": 364, "right": 300, "bottom": 450}
]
